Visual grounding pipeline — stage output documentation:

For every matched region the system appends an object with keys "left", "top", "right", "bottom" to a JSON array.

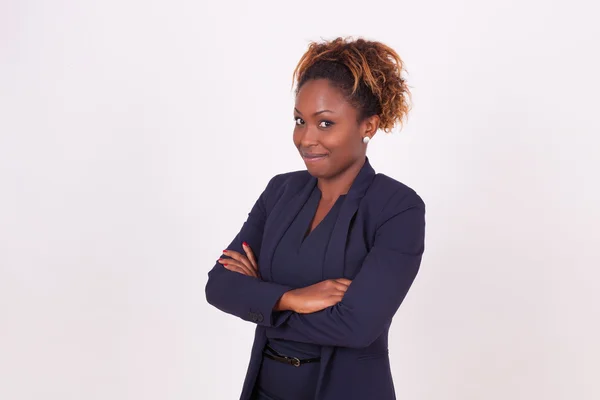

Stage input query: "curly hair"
[{"left": 292, "top": 36, "right": 412, "bottom": 133}]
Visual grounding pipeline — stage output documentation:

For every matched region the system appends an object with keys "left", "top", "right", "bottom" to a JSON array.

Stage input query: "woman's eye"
[
  {"left": 294, "top": 117, "right": 304, "bottom": 125},
  {"left": 319, "top": 120, "right": 334, "bottom": 128}
]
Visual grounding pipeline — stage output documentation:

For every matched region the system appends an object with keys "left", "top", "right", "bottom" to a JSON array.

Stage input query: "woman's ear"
[{"left": 363, "top": 114, "right": 380, "bottom": 137}]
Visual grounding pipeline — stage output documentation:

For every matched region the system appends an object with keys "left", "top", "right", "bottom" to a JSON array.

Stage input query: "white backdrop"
[{"left": 1, "top": 0, "right": 599, "bottom": 399}]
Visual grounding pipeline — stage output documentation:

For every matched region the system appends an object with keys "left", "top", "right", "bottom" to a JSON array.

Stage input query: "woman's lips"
[{"left": 302, "top": 154, "right": 328, "bottom": 162}]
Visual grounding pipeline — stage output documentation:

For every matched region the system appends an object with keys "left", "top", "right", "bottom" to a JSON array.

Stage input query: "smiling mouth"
[{"left": 302, "top": 153, "right": 328, "bottom": 161}]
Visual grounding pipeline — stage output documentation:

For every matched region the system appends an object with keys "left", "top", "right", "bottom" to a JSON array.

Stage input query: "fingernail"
[
  {"left": 222, "top": 250, "right": 227, "bottom": 253},
  {"left": 223, "top": 263, "right": 228, "bottom": 266},
  {"left": 242, "top": 242, "right": 248, "bottom": 247}
]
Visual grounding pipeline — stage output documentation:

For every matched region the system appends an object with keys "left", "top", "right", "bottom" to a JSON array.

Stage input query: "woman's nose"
[{"left": 298, "top": 124, "right": 319, "bottom": 145}]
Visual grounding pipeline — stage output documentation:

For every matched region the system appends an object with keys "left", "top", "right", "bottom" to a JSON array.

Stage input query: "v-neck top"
[
  {"left": 256, "top": 184, "right": 347, "bottom": 400},
  {"left": 267, "top": 184, "right": 347, "bottom": 358}
]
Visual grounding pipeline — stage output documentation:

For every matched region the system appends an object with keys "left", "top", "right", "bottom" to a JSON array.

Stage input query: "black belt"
[{"left": 262, "top": 344, "right": 320, "bottom": 367}]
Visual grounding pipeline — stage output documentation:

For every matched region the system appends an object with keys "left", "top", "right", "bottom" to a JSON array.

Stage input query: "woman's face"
[{"left": 293, "top": 79, "right": 375, "bottom": 179}]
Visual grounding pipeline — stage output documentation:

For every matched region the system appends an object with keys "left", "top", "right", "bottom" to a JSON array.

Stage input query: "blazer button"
[{"left": 256, "top": 313, "right": 264, "bottom": 322}]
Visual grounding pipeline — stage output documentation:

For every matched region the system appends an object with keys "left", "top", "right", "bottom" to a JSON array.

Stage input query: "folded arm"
[
  {"left": 266, "top": 191, "right": 426, "bottom": 348},
  {"left": 204, "top": 175, "right": 293, "bottom": 327}
]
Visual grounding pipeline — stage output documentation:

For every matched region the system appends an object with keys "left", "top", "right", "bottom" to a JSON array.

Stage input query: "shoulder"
[
  {"left": 258, "top": 169, "right": 310, "bottom": 209},
  {"left": 268, "top": 169, "right": 310, "bottom": 190},
  {"left": 367, "top": 173, "right": 426, "bottom": 227},
  {"left": 264, "top": 169, "right": 310, "bottom": 196},
  {"left": 367, "top": 174, "right": 426, "bottom": 252},
  {"left": 371, "top": 173, "right": 425, "bottom": 208}
]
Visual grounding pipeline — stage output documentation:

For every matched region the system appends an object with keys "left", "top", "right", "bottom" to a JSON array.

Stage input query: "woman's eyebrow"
[{"left": 294, "top": 107, "right": 335, "bottom": 116}]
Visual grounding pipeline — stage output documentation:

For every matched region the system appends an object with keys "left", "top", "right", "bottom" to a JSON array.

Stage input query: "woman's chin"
[{"left": 303, "top": 158, "right": 330, "bottom": 177}]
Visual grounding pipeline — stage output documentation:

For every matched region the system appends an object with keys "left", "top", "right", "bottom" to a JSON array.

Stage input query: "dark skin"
[{"left": 218, "top": 78, "right": 380, "bottom": 314}]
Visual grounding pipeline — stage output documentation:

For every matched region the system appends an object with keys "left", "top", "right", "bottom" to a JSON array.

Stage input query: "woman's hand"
[
  {"left": 218, "top": 242, "right": 260, "bottom": 278},
  {"left": 277, "top": 279, "right": 352, "bottom": 314}
]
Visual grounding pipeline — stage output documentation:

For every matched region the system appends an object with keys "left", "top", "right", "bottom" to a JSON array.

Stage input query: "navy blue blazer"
[{"left": 205, "top": 156, "right": 426, "bottom": 400}]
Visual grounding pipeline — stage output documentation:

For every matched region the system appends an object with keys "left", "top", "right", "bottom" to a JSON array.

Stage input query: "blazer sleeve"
[
  {"left": 205, "top": 175, "right": 293, "bottom": 327},
  {"left": 265, "top": 189, "right": 426, "bottom": 348}
]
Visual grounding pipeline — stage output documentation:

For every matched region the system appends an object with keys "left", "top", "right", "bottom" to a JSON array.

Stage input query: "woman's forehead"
[{"left": 295, "top": 79, "right": 353, "bottom": 115}]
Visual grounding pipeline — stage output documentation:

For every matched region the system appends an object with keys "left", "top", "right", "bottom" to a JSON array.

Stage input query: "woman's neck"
[{"left": 316, "top": 156, "right": 366, "bottom": 202}]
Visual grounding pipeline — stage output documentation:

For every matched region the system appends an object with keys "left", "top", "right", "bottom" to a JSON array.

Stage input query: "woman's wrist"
[{"left": 274, "top": 290, "right": 297, "bottom": 312}]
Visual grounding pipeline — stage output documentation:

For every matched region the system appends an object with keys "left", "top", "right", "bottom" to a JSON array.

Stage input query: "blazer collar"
[
  {"left": 344, "top": 156, "right": 376, "bottom": 199},
  {"left": 303, "top": 155, "right": 376, "bottom": 201}
]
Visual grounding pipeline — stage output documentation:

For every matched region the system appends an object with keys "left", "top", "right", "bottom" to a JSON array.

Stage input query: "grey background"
[{"left": 1, "top": 0, "right": 598, "bottom": 399}]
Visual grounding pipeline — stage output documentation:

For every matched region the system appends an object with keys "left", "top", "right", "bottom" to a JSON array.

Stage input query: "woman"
[{"left": 205, "top": 37, "right": 426, "bottom": 400}]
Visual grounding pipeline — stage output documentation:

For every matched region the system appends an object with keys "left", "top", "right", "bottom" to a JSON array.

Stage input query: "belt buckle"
[{"left": 290, "top": 357, "right": 301, "bottom": 367}]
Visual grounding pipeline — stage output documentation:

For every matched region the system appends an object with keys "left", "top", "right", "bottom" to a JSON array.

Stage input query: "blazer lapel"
[
  {"left": 316, "top": 157, "right": 376, "bottom": 400},
  {"left": 261, "top": 174, "right": 317, "bottom": 282},
  {"left": 322, "top": 156, "right": 376, "bottom": 280}
]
